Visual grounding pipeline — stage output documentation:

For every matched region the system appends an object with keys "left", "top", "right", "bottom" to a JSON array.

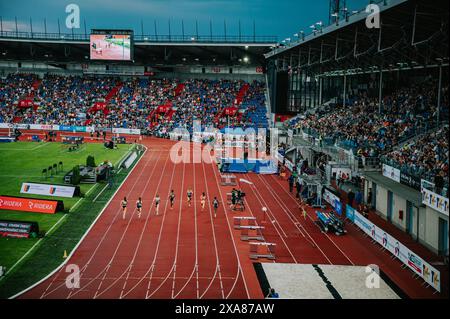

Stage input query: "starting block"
[
  {"left": 249, "top": 242, "right": 276, "bottom": 260},
  {"left": 234, "top": 216, "right": 257, "bottom": 229},
  {"left": 240, "top": 225, "right": 265, "bottom": 241},
  {"left": 221, "top": 174, "right": 237, "bottom": 186}
]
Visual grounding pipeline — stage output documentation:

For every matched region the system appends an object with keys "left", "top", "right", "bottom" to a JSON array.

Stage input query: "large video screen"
[{"left": 90, "top": 30, "right": 133, "bottom": 61}]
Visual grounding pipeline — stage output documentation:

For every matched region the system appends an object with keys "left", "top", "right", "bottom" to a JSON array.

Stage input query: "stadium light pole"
[
  {"left": 29, "top": 17, "right": 33, "bottom": 38},
  {"left": 195, "top": 20, "right": 199, "bottom": 40},
  {"left": 224, "top": 20, "right": 227, "bottom": 41},
  {"left": 342, "top": 72, "right": 347, "bottom": 108},
  {"left": 168, "top": 19, "right": 171, "bottom": 41},
  {"left": 378, "top": 68, "right": 383, "bottom": 114},
  {"left": 239, "top": 20, "right": 241, "bottom": 42},
  {"left": 209, "top": 19, "right": 213, "bottom": 41},
  {"left": 437, "top": 63, "right": 442, "bottom": 124},
  {"left": 181, "top": 20, "right": 185, "bottom": 40}
]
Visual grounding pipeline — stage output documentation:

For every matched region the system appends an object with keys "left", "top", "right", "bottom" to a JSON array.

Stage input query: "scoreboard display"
[{"left": 90, "top": 29, "right": 133, "bottom": 61}]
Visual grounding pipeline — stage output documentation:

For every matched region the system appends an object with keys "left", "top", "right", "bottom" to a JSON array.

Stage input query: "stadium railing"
[
  {"left": 380, "top": 156, "right": 449, "bottom": 196},
  {"left": 0, "top": 31, "right": 277, "bottom": 44}
]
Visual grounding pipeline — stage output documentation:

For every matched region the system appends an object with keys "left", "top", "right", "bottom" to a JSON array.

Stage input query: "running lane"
[{"left": 17, "top": 139, "right": 260, "bottom": 299}]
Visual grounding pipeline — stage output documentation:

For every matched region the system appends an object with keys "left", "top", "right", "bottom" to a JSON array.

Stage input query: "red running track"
[
  {"left": 239, "top": 173, "right": 448, "bottom": 299},
  {"left": 15, "top": 137, "right": 447, "bottom": 299},
  {"left": 18, "top": 138, "right": 262, "bottom": 299}
]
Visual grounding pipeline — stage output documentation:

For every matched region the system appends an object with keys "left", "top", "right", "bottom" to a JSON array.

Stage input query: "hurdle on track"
[
  {"left": 240, "top": 225, "right": 265, "bottom": 242},
  {"left": 221, "top": 174, "right": 237, "bottom": 186},
  {"left": 249, "top": 242, "right": 276, "bottom": 260},
  {"left": 233, "top": 216, "right": 257, "bottom": 229}
]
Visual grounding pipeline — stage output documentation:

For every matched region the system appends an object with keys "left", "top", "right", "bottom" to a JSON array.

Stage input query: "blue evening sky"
[{"left": 0, "top": 0, "right": 369, "bottom": 41}]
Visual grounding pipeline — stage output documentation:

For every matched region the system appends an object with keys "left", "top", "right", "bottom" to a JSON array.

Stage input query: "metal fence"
[{"left": 0, "top": 30, "right": 277, "bottom": 44}]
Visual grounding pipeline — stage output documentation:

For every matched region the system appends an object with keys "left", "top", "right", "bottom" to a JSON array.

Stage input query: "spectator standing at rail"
[
  {"left": 295, "top": 178, "right": 302, "bottom": 199},
  {"left": 347, "top": 189, "right": 355, "bottom": 208},
  {"left": 213, "top": 197, "right": 219, "bottom": 218},
  {"left": 136, "top": 197, "right": 143, "bottom": 219},
  {"left": 367, "top": 188, "right": 373, "bottom": 208},
  {"left": 121, "top": 197, "right": 128, "bottom": 220},
  {"left": 288, "top": 174, "right": 294, "bottom": 193},
  {"left": 102, "top": 130, "right": 107, "bottom": 141},
  {"left": 154, "top": 194, "right": 161, "bottom": 216},
  {"left": 355, "top": 190, "right": 363, "bottom": 208},
  {"left": 435, "top": 171, "right": 444, "bottom": 195},
  {"left": 266, "top": 288, "right": 279, "bottom": 298},
  {"left": 169, "top": 190, "right": 175, "bottom": 210}
]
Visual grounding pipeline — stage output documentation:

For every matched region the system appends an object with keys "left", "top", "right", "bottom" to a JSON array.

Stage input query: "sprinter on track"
[
  {"left": 200, "top": 192, "right": 206, "bottom": 211},
  {"left": 136, "top": 197, "right": 143, "bottom": 219},
  {"left": 121, "top": 197, "right": 128, "bottom": 220},
  {"left": 169, "top": 190, "right": 175, "bottom": 210},
  {"left": 187, "top": 188, "right": 193, "bottom": 207},
  {"left": 154, "top": 194, "right": 161, "bottom": 216}
]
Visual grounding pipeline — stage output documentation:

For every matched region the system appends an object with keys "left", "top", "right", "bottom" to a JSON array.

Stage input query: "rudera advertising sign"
[
  {"left": 346, "top": 205, "right": 441, "bottom": 292},
  {"left": 20, "top": 182, "right": 76, "bottom": 198},
  {"left": 0, "top": 196, "right": 60, "bottom": 214}
]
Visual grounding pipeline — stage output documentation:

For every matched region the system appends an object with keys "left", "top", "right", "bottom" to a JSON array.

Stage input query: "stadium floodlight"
[
  {"left": 245, "top": 45, "right": 249, "bottom": 50},
  {"left": 144, "top": 37, "right": 148, "bottom": 41},
  {"left": 190, "top": 37, "right": 196, "bottom": 41},
  {"left": 243, "top": 56, "right": 249, "bottom": 63}
]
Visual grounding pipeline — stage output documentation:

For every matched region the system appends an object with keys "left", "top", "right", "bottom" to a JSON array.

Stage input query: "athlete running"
[
  {"left": 121, "top": 197, "right": 128, "bottom": 220},
  {"left": 187, "top": 188, "right": 193, "bottom": 207},
  {"left": 136, "top": 197, "right": 143, "bottom": 219},
  {"left": 200, "top": 192, "right": 206, "bottom": 211},
  {"left": 169, "top": 190, "right": 175, "bottom": 210},
  {"left": 213, "top": 197, "right": 219, "bottom": 218},
  {"left": 155, "top": 194, "right": 161, "bottom": 216}
]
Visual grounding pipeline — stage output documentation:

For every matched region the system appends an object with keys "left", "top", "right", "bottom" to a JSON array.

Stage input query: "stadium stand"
[{"left": 0, "top": 75, "right": 268, "bottom": 135}]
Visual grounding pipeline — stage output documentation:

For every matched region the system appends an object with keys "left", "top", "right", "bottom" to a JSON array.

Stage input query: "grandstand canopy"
[
  {"left": 0, "top": 32, "right": 275, "bottom": 67},
  {"left": 265, "top": 0, "right": 449, "bottom": 75}
]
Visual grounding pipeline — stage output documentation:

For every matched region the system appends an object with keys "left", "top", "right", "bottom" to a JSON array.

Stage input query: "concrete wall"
[
  {"left": 423, "top": 206, "right": 449, "bottom": 254},
  {"left": 375, "top": 184, "right": 388, "bottom": 219},
  {"left": 364, "top": 179, "right": 449, "bottom": 255}
]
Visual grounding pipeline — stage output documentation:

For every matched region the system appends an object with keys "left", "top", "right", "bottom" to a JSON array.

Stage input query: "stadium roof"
[
  {"left": 0, "top": 33, "right": 276, "bottom": 66},
  {"left": 265, "top": 0, "right": 449, "bottom": 74}
]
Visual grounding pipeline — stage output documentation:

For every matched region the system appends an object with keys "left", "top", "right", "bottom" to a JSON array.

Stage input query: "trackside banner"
[
  {"left": 0, "top": 196, "right": 58, "bottom": 214},
  {"left": 421, "top": 180, "right": 449, "bottom": 216},
  {"left": 112, "top": 128, "right": 141, "bottom": 135},
  {"left": 20, "top": 183, "right": 76, "bottom": 198},
  {"left": 382, "top": 164, "right": 400, "bottom": 183},
  {"left": 0, "top": 123, "right": 129, "bottom": 134},
  {"left": 346, "top": 205, "right": 441, "bottom": 292},
  {"left": 0, "top": 220, "right": 39, "bottom": 238}
]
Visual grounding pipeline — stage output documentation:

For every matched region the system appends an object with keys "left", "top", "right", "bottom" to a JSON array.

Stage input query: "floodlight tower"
[{"left": 329, "top": 0, "right": 346, "bottom": 24}]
